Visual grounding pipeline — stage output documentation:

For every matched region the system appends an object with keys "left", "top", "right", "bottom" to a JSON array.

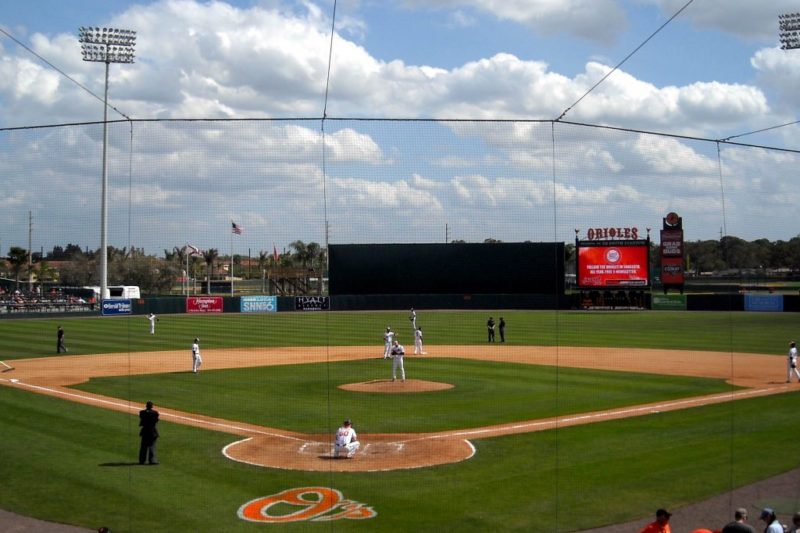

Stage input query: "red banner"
[
  {"left": 186, "top": 296, "right": 223, "bottom": 313},
  {"left": 578, "top": 244, "right": 649, "bottom": 288},
  {"left": 660, "top": 228, "right": 684, "bottom": 285},
  {"left": 661, "top": 256, "right": 684, "bottom": 285}
]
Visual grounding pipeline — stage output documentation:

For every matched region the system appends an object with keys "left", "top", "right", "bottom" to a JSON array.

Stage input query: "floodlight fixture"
[
  {"left": 779, "top": 13, "right": 800, "bottom": 50},
  {"left": 77, "top": 26, "right": 136, "bottom": 304}
]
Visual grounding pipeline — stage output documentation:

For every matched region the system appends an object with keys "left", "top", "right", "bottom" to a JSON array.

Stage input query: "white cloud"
[
  {"left": 645, "top": 0, "right": 797, "bottom": 41},
  {"left": 404, "top": 0, "right": 627, "bottom": 44}
]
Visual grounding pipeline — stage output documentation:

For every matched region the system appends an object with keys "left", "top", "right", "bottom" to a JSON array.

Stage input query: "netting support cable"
[
  {"left": 321, "top": 0, "right": 338, "bottom": 480},
  {"left": 550, "top": 120, "right": 562, "bottom": 531},
  {"left": 555, "top": 0, "right": 694, "bottom": 122},
  {"left": 719, "top": 119, "right": 800, "bottom": 142},
  {"left": 715, "top": 142, "right": 728, "bottom": 239}
]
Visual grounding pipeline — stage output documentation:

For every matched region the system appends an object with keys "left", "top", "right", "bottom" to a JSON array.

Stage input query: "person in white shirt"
[
  {"left": 788, "top": 341, "right": 800, "bottom": 383},
  {"left": 759, "top": 508, "right": 783, "bottom": 533},
  {"left": 191, "top": 338, "right": 202, "bottom": 373},
  {"left": 147, "top": 313, "right": 158, "bottom": 335},
  {"left": 390, "top": 340, "right": 406, "bottom": 382},
  {"left": 383, "top": 327, "right": 394, "bottom": 359},
  {"left": 414, "top": 326, "right": 426, "bottom": 355},
  {"left": 409, "top": 307, "right": 417, "bottom": 329},
  {"left": 333, "top": 419, "right": 360, "bottom": 458}
]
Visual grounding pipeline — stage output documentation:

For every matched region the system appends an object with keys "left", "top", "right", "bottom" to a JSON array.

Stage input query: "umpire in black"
[{"left": 138, "top": 400, "right": 160, "bottom": 465}]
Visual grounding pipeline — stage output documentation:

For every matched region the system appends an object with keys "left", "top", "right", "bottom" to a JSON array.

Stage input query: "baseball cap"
[
  {"left": 656, "top": 509, "right": 672, "bottom": 518},
  {"left": 760, "top": 508, "right": 774, "bottom": 519},
  {"left": 343, "top": 419, "right": 351, "bottom": 426},
  {"left": 735, "top": 508, "right": 748, "bottom": 519}
]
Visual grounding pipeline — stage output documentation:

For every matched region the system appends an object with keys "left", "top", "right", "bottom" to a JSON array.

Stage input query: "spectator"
[
  {"left": 788, "top": 512, "right": 800, "bottom": 533},
  {"left": 759, "top": 508, "right": 782, "bottom": 533},
  {"left": 639, "top": 509, "right": 672, "bottom": 533},
  {"left": 721, "top": 507, "right": 755, "bottom": 533}
]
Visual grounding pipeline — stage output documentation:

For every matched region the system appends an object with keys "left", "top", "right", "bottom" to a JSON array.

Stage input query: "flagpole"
[
  {"left": 230, "top": 228, "right": 234, "bottom": 297},
  {"left": 185, "top": 244, "right": 189, "bottom": 296}
]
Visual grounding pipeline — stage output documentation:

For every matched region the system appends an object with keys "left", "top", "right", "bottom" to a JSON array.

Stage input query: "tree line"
[
  {"left": 1, "top": 240, "right": 326, "bottom": 294},
  {"left": 3, "top": 235, "right": 800, "bottom": 294}
]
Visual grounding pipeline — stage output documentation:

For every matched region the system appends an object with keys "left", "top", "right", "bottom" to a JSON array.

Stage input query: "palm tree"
[
  {"left": 7, "top": 247, "right": 29, "bottom": 290},
  {"left": 202, "top": 248, "right": 219, "bottom": 294},
  {"left": 289, "top": 240, "right": 309, "bottom": 267},
  {"left": 32, "top": 260, "right": 57, "bottom": 285}
]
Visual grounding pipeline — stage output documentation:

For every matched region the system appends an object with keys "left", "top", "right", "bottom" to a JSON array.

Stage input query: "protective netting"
[{"left": 1, "top": 118, "right": 799, "bottom": 532}]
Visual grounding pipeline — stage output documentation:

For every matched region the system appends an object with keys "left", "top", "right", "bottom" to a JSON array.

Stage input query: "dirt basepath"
[{"left": 0, "top": 345, "right": 795, "bottom": 473}]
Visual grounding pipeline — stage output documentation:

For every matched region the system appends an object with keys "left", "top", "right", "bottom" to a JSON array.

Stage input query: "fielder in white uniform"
[
  {"left": 333, "top": 419, "right": 360, "bottom": 458},
  {"left": 409, "top": 308, "right": 417, "bottom": 329},
  {"left": 147, "top": 313, "right": 157, "bottom": 335},
  {"left": 191, "top": 338, "right": 202, "bottom": 373},
  {"left": 788, "top": 341, "right": 800, "bottom": 383},
  {"left": 414, "top": 326, "right": 426, "bottom": 355},
  {"left": 390, "top": 340, "right": 406, "bottom": 382},
  {"left": 383, "top": 327, "right": 394, "bottom": 359}
]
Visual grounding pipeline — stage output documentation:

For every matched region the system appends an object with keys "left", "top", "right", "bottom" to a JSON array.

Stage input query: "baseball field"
[{"left": 1, "top": 309, "right": 799, "bottom": 532}]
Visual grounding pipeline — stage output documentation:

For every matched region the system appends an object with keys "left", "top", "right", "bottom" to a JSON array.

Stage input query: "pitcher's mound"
[{"left": 339, "top": 379, "right": 453, "bottom": 393}]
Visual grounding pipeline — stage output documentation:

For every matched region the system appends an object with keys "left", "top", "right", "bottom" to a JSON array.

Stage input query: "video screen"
[{"left": 577, "top": 241, "right": 649, "bottom": 288}]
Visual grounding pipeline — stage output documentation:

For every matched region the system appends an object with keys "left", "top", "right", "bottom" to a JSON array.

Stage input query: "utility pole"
[{"left": 445, "top": 223, "right": 450, "bottom": 243}]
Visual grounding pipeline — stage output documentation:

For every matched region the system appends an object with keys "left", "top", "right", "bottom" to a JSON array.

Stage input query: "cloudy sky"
[{"left": 2, "top": 0, "right": 800, "bottom": 258}]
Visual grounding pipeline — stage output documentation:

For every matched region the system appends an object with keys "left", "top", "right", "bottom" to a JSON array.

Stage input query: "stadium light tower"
[
  {"left": 78, "top": 27, "right": 136, "bottom": 305},
  {"left": 779, "top": 13, "right": 800, "bottom": 50}
]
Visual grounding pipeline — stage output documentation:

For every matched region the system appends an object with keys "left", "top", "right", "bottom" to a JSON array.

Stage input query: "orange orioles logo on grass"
[{"left": 238, "top": 487, "right": 377, "bottom": 523}]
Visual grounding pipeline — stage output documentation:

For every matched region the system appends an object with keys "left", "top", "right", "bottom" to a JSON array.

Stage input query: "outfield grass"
[
  {"left": 1, "top": 309, "right": 799, "bottom": 532},
  {"left": 0, "top": 309, "right": 795, "bottom": 359}
]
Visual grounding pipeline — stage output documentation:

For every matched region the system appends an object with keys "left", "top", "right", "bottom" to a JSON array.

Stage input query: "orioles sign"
[
  {"left": 238, "top": 487, "right": 377, "bottom": 523},
  {"left": 586, "top": 227, "right": 639, "bottom": 240}
]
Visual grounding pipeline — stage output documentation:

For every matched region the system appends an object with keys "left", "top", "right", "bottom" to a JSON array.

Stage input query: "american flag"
[
  {"left": 231, "top": 221, "right": 243, "bottom": 235},
  {"left": 273, "top": 243, "right": 280, "bottom": 263},
  {"left": 186, "top": 244, "right": 202, "bottom": 256}
]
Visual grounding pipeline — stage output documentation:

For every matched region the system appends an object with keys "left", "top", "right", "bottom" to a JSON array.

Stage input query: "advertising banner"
[
  {"left": 241, "top": 295, "right": 278, "bottom": 313},
  {"left": 187, "top": 296, "right": 223, "bottom": 313},
  {"left": 744, "top": 294, "right": 784, "bottom": 312},
  {"left": 651, "top": 294, "right": 687, "bottom": 311},
  {"left": 577, "top": 241, "right": 649, "bottom": 288},
  {"left": 295, "top": 296, "right": 330, "bottom": 311},
  {"left": 660, "top": 228, "right": 684, "bottom": 285},
  {"left": 660, "top": 256, "right": 684, "bottom": 285},
  {"left": 102, "top": 299, "right": 132, "bottom": 316}
]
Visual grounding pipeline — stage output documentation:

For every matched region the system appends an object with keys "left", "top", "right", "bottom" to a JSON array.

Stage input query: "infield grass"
[{"left": 72, "top": 358, "right": 734, "bottom": 433}]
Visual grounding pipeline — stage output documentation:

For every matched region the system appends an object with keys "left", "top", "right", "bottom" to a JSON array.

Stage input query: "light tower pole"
[{"left": 78, "top": 26, "right": 136, "bottom": 304}]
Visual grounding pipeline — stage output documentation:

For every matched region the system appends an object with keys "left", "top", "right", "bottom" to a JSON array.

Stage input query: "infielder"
[
  {"left": 383, "top": 327, "right": 394, "bottom": 359},
  {"left": 390, "top": 340, "right": 406, "bottom": 382},
  {"left": 333, "top": 419, "right": 360, "bottom": 459},
  {"left": 191, "top": 338, "right": 202, "bottom": 373},
  {"left": 409, "top": 307, "right": 417, "bottom": 329},
  {"left": 788, "top": 341, "right": 800, "bottom": 383},
  {"left": 414, "top": 326, "right": 426, "bottom": 355},
  {"left": 147, "top": 313, "right": 158, "bottom": 335}
]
